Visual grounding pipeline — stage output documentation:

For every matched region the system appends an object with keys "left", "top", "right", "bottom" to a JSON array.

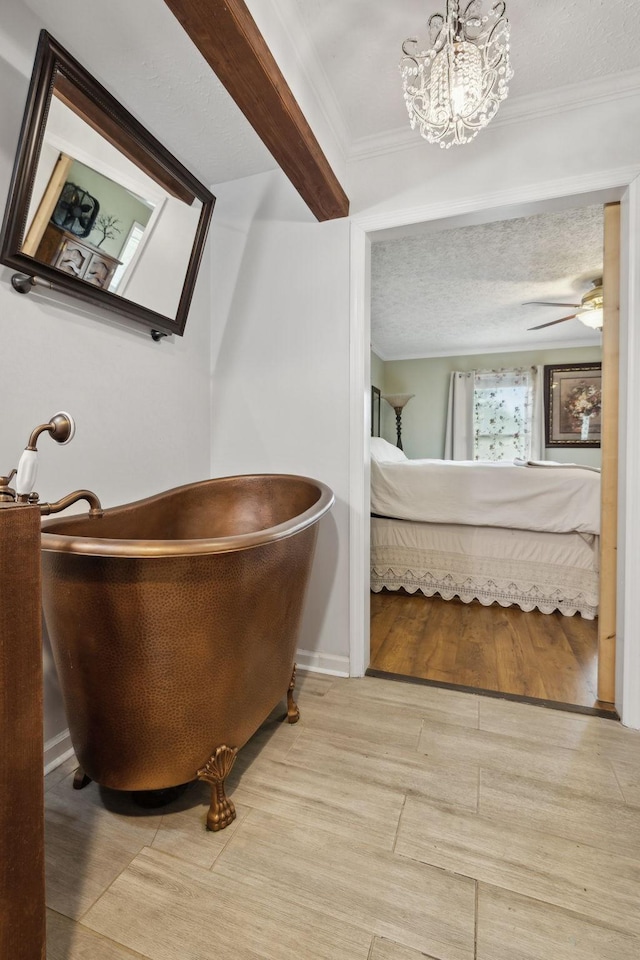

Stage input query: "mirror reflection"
[
  {"left": 23, "top": 83, "right": 203, "bottom": 320},
  {"left": 1, "top": 32, "right": 214, "bottom": 337}
]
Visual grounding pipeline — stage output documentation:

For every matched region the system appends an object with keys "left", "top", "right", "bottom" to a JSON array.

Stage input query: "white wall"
[
  {"left": 0, "top": 15, "right": 213, "bottom": 754},
  {"left": 123, "top": 195, "right": 201, "bottom": 318},
  {"left": 208, "top": 168, "right": 351, "bottom": 674}
]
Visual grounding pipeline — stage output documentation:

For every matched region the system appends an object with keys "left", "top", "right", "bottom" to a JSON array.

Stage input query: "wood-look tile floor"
[
  {"left": 45, "top": 671, "right": 640, "bottom": 959},
  {"left": 370, "top": 590, "right": 613, "bottom": 711}
]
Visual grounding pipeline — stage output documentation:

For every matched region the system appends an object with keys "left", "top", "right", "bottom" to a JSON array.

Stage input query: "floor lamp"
[{"left": 382, "top": 393, "right": 414, "bottom": 450}]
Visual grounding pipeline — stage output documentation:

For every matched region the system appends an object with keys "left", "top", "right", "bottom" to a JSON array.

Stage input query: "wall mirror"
[{"left": 0, "top": 31, "right": 215, "bottom": 338}]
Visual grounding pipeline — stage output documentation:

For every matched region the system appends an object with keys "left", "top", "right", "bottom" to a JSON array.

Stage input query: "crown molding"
[
  {"left": 370, "top": 340, "right": 389, "bottom": 361},
  {"left": 376, "top": 336, "right": 602, "bottom": 362},
  {"left": 348, "top": 68, "right": 640, "bottom": 164}
]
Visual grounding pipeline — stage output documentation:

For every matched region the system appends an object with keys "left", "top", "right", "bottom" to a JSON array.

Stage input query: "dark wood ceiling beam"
[{"left": 163, "top": 0, "right": 349, "bottom": 221}]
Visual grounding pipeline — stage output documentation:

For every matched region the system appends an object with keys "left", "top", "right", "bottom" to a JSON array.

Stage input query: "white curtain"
[
  {"left": 444, "top": 371, "right": 475, "bottom": 460},
  {"left": 444, "top": 366, "right": 544, "bottom": 461},
  {"left": 531, "top": 364, "right": 545, "bottom": 460}
]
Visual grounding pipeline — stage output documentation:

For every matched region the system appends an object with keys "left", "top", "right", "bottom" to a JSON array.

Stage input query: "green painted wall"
[
  {"left": 377, "top": 345, "right": 603, "bottom": 467},
  {"left": 66, "top": 160, "right": 153, "bottom": 258},
  {"left": 371, "top": 350, "right": 385, "bottom": 394}
]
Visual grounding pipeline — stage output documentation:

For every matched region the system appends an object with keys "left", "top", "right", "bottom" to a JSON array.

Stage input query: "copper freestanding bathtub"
[{"left": 40, "top": 474, "right": 334, "bottom": 830}]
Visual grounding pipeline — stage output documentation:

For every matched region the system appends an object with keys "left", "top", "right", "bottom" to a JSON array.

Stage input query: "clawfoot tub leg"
[
  {"left": 197, "top": 746, "right": 238, "bottom": 831},
  {"left": 73, "top": 766, "right": 91, "bottom": 790},
  {"left": 287, "top": 663, "right": 300, "bottom": 724}
]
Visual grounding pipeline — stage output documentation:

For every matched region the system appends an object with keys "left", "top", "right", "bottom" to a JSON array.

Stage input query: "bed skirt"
[{"left": 371, "top": 517, "right": 599, "bottom": 619}]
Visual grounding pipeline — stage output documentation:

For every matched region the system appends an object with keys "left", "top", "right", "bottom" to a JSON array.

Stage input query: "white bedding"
[
  {"left": 371, "top": 455, "right": 600, "bottom": 536},
  {"left": 371, "top": 517, "right": 599, "bottom": 619}
]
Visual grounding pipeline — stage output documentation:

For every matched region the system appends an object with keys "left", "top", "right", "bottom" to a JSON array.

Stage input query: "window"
[
  {"left": 108, "top": 221, "right": 147, "bottom": 293},
  {"left": 473, "top": 368, "right": 535, "bottom": 461}
]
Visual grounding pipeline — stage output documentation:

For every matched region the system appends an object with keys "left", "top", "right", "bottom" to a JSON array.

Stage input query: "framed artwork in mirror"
[
  {"left": 371, "top": 386, "right": 381, "bottom": 437},
  {"left": 0, "top": 31, "right": 215, "bottom": 338},
  {"left": 544, "top": 362, "right": 602, "bottom": 447}
]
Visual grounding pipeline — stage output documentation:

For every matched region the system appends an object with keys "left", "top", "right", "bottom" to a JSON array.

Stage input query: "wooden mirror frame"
[{"left": 0, "top": 31, "right": 215, "bottom": 338}]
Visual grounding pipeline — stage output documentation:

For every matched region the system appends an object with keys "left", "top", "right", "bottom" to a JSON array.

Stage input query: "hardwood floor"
[
  {"left": 370, "top": 590, "right": 614, "bottom": 712},
  {"left": 44, "top": 670, "right": 639, "bottom": 959}
]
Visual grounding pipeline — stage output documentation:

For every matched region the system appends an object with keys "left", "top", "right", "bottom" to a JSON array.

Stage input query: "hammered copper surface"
[
  {"left": 0, "top": 504, "right": 46, "bottom": 960},
  {"left": 41, "top": 475, "right": 333, "bottom": 794}
]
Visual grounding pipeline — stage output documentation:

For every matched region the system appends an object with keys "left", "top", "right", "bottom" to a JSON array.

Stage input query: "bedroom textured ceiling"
[{"left": 370, "top": 205, "right": 605, "bottom": 359}]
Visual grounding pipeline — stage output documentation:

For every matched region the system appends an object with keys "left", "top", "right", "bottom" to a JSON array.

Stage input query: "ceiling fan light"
[{"left": 578, "top": 307, "right": 603, "bottom": 330}]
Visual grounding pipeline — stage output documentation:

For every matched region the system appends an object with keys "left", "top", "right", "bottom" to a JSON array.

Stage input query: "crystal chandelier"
[{"left": 400, "top": 1, "right": 513, "bottom": 149}]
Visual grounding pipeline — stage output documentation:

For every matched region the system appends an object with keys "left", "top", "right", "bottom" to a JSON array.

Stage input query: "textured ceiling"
[
  {"left": 290, "top": 0, "right": 640, "bottom": 146},
  {"left": 16, "top": 0, "right": 640, "bottom": 188},
  {"left": 20, "top": 0, "right": 277, "bottom": 186},
  {"left": 370, "top": 205, "right": 605, "bottom": 359}
]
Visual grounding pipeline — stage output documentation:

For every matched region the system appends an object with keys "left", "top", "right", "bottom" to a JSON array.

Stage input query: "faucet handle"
[{"left": 16, "top": 449, "right": 38, "bottom": 497}]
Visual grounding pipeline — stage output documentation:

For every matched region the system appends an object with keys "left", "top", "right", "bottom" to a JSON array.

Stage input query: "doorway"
[{"left": 358, "top": 197, "right": 621, "bottom": 716}]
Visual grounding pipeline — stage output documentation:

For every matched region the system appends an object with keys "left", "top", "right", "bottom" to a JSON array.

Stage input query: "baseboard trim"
[
  {"left": 296, "top": 649, "right": 350, "bottom": 677},
  {"left": 44, "top": 729, "right": 74, "bottom": 775}
]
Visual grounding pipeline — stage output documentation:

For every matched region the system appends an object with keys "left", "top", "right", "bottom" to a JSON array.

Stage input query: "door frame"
[{"left": 348, "top": 166, "right": 640, "bottom": 729}]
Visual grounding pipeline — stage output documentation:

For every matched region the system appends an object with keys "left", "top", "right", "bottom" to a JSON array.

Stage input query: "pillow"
[{"left": 370, "top": 437, "right": 407, "bottom": 462}]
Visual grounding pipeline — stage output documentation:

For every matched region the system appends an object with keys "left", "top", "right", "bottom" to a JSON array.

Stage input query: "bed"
[{"left": 370, "top": 438, "right": 600, "bottom": 619}]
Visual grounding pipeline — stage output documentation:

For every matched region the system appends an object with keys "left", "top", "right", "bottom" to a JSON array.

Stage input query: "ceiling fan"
[{"left": 525, "top": 277, "right": 604, "bottom": 331}]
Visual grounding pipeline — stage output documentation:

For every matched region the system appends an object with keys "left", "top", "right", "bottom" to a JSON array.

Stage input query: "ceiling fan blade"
[
  {"left": 528, "top": 313, "right": 577, "bottom": 331},
  {"left": 523, "top": 301, "right": 580, "bottom": 307}
]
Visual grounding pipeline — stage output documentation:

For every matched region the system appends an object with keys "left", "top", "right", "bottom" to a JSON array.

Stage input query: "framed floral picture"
[{"left": 544, "top": 362, "right": 602, "bottom": 447}]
